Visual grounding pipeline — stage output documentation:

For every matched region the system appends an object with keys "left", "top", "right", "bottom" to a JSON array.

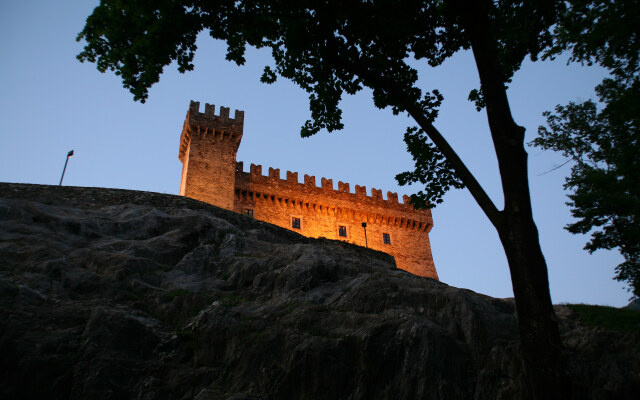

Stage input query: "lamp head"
[{"left": 67, "top": 150, "right": 74, "bottom": 158}]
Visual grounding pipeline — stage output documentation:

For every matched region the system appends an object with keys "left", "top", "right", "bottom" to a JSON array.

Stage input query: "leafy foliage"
[
  {"left": 77, "top": 0, "right": 202, "bottom": 102},
  {"left": 543, "top": 0, "right": 640, "bottom": 82},
  {"left": 395, "top": 89, "right": 464, "bottom": 207},
  {"left": 533, "top": 79, "right": 640, "bottom": 297},
  {"left": 396, "top": 126, "right": 464, "bottom": 208},
  {"left": 531, "top": 0, "right": 640, "bottom": 297}
]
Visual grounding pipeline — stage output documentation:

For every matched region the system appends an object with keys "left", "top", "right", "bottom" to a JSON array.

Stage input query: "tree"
[
  {"left": 531, "top": 0, "right": 640, "bottom": 298},
  {"left": 532, "top": 80, "right": 640, "bottom": 298},
  {"left": 77, "top": 1, "right": 568, "bottom": 398},
  {"left": 541, "top": 0, "right": 640, "bottom": 297}
]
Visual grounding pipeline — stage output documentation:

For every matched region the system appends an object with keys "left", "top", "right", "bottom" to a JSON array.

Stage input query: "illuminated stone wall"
[{"left": 179, "top": 101, "right": 438, "bottom": 279}]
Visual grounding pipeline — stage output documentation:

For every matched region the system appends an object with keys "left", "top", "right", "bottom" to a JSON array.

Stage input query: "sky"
[{"left": 0, "top": 1, "right": 630, "bottom": 307}]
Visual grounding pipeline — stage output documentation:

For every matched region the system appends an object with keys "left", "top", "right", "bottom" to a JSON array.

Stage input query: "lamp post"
[
  {"left": 361, "top": 222, "right": 368, "bottom": 248},
  {"left": 59, "top": 150, "right": 74, "bottom": 186}
]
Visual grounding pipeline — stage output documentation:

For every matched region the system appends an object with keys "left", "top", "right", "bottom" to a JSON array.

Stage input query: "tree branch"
[
  {"left": 342, "top": 59, "right": 503, "bottom": 227},
  {"left": 537, "top": 158, "right": 572, "bottom": 176},
  {"left": 404, "top": 104, "right": 503, "bottom": 226}
]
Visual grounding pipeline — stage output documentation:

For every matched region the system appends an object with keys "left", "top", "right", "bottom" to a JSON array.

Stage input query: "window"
[
  {"left": 382, "top": 233, "right": 391, "bottom": 245},
  {"left": 338, "top": 225, "right": 347, "bottom": 237},
  {"left": 244, "top": 209, "right": 254, "bottom": 218},
  {"left": 292, "top": 217, "right": 301, "bottom": 229}
]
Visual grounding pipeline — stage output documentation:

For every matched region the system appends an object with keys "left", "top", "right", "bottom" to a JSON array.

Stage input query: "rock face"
[{"left": 1, "top": 182, "right": 638, "bottom": 400}]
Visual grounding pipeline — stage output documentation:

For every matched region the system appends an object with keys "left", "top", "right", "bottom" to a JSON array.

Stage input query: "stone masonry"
[{"left": 179, "top": 101, "right": 437, "bottom": 279}]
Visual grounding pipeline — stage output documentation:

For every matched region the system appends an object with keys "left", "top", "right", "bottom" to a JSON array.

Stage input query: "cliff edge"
[{"left": 0, "top": 183, "right": 638, "bottom": 399}]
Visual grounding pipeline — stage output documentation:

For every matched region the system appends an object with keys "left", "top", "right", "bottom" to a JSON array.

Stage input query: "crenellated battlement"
[
  {"left": 179, "top": 101, "right": 244, "bottom": 161},
  {"left": 287, "top": 171, "right": 298, "bottom": 183},
  {"left": 235, "top": 161, "right": 418, "bottom": 210},
  {"left": 188, "top": 100, "right": 245, "bottom": 127}
]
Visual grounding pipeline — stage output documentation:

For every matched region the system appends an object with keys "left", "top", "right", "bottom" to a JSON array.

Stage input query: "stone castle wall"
[{"left": 179, "top": 101, "right": 437, "bottom": 279}]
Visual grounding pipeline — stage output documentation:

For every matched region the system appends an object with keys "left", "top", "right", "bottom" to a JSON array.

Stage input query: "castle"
[{"left": 178, "top": 101, "right": 438, "bottom": 279}]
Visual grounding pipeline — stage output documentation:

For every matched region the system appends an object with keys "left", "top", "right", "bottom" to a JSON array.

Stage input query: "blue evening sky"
[{"left": 0, "top": 1, "right": 629, "bottom": 306}]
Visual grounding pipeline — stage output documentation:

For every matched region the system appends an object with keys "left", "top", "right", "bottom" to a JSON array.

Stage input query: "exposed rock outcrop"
[{"left": 1, "top": 183, "right": 638, "bottom": 399}]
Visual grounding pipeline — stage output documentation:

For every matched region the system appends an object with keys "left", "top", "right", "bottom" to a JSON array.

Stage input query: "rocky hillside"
[{"left": 1, "top": 182, "right": 638, "bottom": 400}]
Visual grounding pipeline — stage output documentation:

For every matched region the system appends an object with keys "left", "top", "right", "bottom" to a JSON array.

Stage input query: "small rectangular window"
[
  {"left": 292, "top": 217, "right": 301, "bottom": 229},
  {"left": 338, "top": 225, "right": 347, "bottom": 237},
  {"left": 382, "top": 233, "right": 391, "bottom": 245},
  {"left": 244, "top": 209, "right": 254, "bottom": 218}
]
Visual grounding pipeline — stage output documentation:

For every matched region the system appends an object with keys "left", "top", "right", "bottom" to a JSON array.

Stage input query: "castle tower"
[{"left": 178, "top": 101, "right": 244, "bottom": 210}]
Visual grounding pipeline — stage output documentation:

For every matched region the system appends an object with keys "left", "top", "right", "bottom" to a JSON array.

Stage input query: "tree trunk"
[
  {"left": 455, "top": 1, "right": 570, "bottom": 398},
  {"left": 498, "top": 201, "right": 568, "bottom": 400}
]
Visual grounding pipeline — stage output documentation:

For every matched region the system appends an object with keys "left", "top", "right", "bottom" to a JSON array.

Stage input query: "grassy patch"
[
  {"left": 281, "top": 300, "right": 297, "bottom": 311},
  {"left": 205, "top": 383, "right": 224, "bottom": 391},
  {"left": 217, "top": 229, "right": 236, "bottom": 242},
  {"left": 175, "top": 329, "right": 195, "bottom": 338},
  {"left": 566, "top": 303, "right": 640, "bottom": 335},
  {"left": 163, "top": 288, "right": 191, "bottom": 302},
  {"left": 297, "top": 323, "right": 328, "bottom": 338},
  {"left": 220, "top": 295, "right": 245, "bottom": 307},
  {"left": 173, "top": 293, "right": 216, "bottom": 329},
  {"left": 237, "top": 330, "right": 261, "bottom": 344},
  {"left": 175, "top": 330, "right": 198, "bottom": 351},
  {"left": 120, "top": 290, "right": 141, "bottom": 302},
  {"left": 53, "top": 351, "right": 81, "bottom": 376}
]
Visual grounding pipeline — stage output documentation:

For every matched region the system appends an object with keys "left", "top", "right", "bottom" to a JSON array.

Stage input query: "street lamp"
[
  {"left": 59, "top": 150, "right": 74, "bottom": 186},
  {"left": 361, "top": 221, "right": 368, "bottom": 248}
]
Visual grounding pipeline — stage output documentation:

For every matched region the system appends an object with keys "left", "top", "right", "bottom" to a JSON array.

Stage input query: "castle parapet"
[
  {"left": 287, "top": 171, "right": 298, "bottom": 183},
  {"left": 250, "top": 163, "right": 262, "bottom": 176},
  {"left": 304, "top": 174, "right": 316, "bottom": 186},
  {"left": 321, "top": 178, "right": 333, "bottom": 190},
  {"left": 189, "top": 101, "right": 244, "bottom": 127},
  {"left": 234, "top": 161, "right": 430, "bottom": 222}
]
